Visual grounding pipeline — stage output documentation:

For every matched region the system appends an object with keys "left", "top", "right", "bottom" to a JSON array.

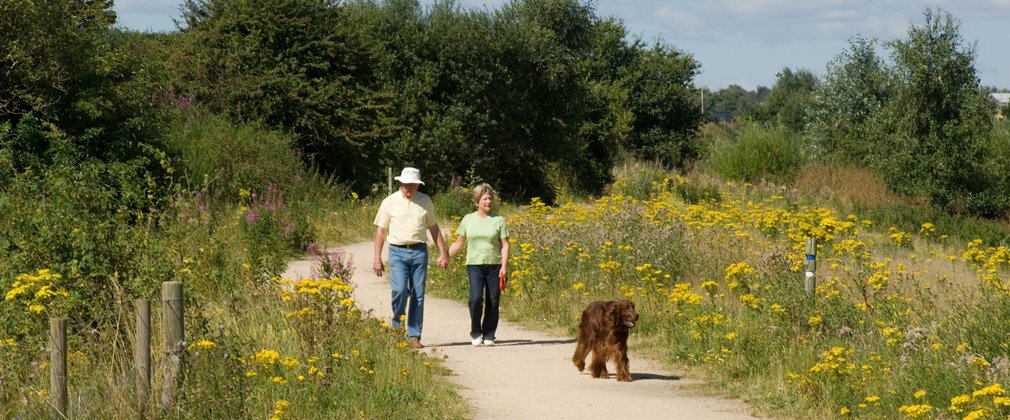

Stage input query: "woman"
[{"left": 448, "top": 183, "right": 510, "bottom": 346}]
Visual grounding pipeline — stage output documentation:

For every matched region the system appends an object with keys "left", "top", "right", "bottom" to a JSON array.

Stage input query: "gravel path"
[{"left": 283, "top": 241, "right": 759, "bottom": 420}]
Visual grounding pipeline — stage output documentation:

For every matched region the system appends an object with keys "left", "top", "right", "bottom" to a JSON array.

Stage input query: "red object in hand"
[{"left": 499, "top": 272, "right": 507, "bottom": 291}]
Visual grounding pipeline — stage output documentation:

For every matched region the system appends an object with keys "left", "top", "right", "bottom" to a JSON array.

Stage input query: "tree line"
[
  {"left": 2, "top": 2, "right": 1007, "bottom": 213},
  {"left": 704, "top": 9, "right": 1010, "bottom": 218},
  {"left": 171, "top": 0, "right": 705, "bottom": 202}
]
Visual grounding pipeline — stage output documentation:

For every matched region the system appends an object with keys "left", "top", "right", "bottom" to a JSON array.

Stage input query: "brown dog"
[{"left": 572, "top": 299, "right": 639, "bottom": 382}]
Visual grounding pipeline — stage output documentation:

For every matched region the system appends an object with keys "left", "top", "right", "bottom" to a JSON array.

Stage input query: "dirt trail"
[{"left": 283, "top": 241, "right": 758, "bottom": 420}]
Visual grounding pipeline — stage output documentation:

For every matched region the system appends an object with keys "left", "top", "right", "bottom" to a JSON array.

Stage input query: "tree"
[
  {"left": 1, "top": 0, "right": 166, "bottom": 179},
  {"left": 179, "top": 0, "right": 395, "bottom": 192},
  {"left": 621, "top": 42, "right": 704, "bottom": 170},
  {"left": 750, "top": 67, "right": 817, "bottom": 132},
  {"left": 351, "top": 0, "right": 622, "bottom": 201},
  {"left": 879, "top": 8, "right": 999, "bottom": 215},
  {"left": 805, "top": 36, "right": 892, "bottom": 161},
  {"left": 706, "top": 84, "right": 762, "bottom": 121}
]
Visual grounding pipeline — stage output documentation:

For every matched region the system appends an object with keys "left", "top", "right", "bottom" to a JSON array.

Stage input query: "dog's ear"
[{"left": 603, "top": 301, "right": 620, "bottom": 326}]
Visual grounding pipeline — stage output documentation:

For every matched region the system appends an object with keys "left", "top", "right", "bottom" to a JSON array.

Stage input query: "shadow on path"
[
  {"left": 432, "top": 338, "right": 577, "bottom": 348},
  {"left": 630, "top": 372, "right": 682, "bottom": 381},
  {"left": 574, "top": 371, "right": 682, "bottom": 381}
]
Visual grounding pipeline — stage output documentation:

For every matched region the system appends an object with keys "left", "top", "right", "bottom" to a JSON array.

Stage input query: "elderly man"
[{"left": 373, "top": 167, "right": 448, "bottom": 349}]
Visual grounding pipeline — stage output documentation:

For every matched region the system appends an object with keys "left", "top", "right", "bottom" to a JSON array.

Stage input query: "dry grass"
[{"left": 793, "top": 163, "right": 906, "bottom": 209}]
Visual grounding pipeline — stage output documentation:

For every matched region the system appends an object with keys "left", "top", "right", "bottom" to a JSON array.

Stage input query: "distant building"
[
  {"left": 707, "top": 111, "right": 733, "bottom": 122},
  {"left": 993, "top": 92, "right": 1010, "bottom": 108},
  {"left": 994, "top": 93, "right": 1010, "bottom": 120}
]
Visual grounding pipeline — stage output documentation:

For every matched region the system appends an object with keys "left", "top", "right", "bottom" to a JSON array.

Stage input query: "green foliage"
[
  {"left": 177, "top": 0, "right": 707, "bottom": 202},
  {"left": 607, "top": 160, "right": 671, "bottom": 200},
  {"left": 180, "top": 0, "right": 395, "bottom": 193},
  {"left": 806, "top": 36, "right": 892, "bottom": 162},
  {"left": 706, "top": 122, "right": 806, "bottom": 183},
  {"left": 676, "top": 182, "right": 722, "bottom": 205},
  {"left": 241, "top": 185, "right": 316, "bottom": 283},
  {"left": 880, "top": 8, "right": 997, "bottom": 215},
  {"left": 0, "top": 159, "right": 169, "bottom": 341},
  {"left": 166, "top": 109, "right": 302, "bottom": 197},
  {"left": 433, "top": 187, "right": 476, "bottom": 221},
  {"left": 0, "top": 2, "right": 169, "bottom": 173},
  {"left": 805, "top": 8, "right": 1008, "bottom": 219},
  {"left": 371, "top": 0, "right": 610, "bottom": 202},
  {"left": 750, "top": 68, "right": 818, "bottom": 132},
  {"left": 704, "top": 84, "right": 768, "bottom": 121},
  {"left": 621, "top": 42, "right": 704, "bottom": 169}
]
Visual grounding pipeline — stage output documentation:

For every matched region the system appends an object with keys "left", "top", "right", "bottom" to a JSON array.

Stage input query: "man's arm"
[
  {"left": 429, "top": 224, "right": 449, "bottom": 268},
  {"left": 373, "top": 227, "right": 387, "bottom": 276}
]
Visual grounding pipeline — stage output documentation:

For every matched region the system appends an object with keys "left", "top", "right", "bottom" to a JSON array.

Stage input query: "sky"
[{"left": 113, "top": 0, "right": 1010, "bottom": 91}]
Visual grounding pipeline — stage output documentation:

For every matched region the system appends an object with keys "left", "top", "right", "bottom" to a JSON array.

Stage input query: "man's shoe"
[
  {"left": 410, "top": 337, "right": 424, "bottom": 349},
  {"left": 471, "top": 336, "right": 483, "bottom": 346},
  {"left": 482, "top": 339, "right": 495, "bottom": 346}
]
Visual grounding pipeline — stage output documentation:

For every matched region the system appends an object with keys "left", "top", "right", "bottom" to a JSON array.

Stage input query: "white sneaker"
[
  {"left": 471, "top": 336, "right": 483, "bottom": 346},
  {"left": 483, "top": 339, "right": 495, "bottom": 346}
]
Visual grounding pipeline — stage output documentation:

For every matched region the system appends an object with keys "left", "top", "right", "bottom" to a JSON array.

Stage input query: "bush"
[
  {"left": 706, "top": 122, "right": 806, "bottom": 183},
  {"left": 240, "top": 185, "right": 316, "bottom": 284},
  {"left": 0, "top": 160, "right": 168, "bottom": 339},
  {"left": 166, "top": 110, "right": 302, "bottom": 198},
  {"left": 607, "top": 160, "right": 671, "bottom": 200}
]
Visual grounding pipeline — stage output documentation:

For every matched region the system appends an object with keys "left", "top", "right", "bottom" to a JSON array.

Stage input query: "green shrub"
[
  {"left": 676, "top": 183, "right": 722, "bottom": 204},
  {"left": 166, "top": 110, "right": 302, "bottom": 198},
  {"left": 240, "top": 185, "right": 315, "bottom": 284},
  {"left": 433, "top": 187, "right": 475, "bottom": 221},
  {"left": 607, "top": 160, "right": 671, "bottom": 200},
  {"left": 0, "top": 160, "right": 168, "bottom": 338},
  {"left": 706, "top": 122, "right": 806, "bottom": 183}
]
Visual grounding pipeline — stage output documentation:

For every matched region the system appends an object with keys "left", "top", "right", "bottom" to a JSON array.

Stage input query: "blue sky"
[{"left": 113, "top": 0, "right": 1010, "bottom": 90}]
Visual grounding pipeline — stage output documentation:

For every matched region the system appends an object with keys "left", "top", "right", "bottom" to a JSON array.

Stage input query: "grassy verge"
[
  {"left": 429, "top": 163, "right": 1010, "bottom": 419},
  {"left": 0, "top": 111, "right": 465, "bottom": 418}
]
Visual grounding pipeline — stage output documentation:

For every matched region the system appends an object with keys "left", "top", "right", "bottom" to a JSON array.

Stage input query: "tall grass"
[
  {"left": 429, "top": 162, "right": 1010, "bottom": 418},
  {"left": 0, "top": 111, "right": 464, "bottom": 418},
  {"left": 705, "top": 121, "right": 806, "bottom": 184},
  {"left": 1, "top": 250, "right": 466, "bottom": 418}
]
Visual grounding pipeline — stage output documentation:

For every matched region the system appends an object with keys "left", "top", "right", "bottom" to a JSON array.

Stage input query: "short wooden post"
[
  {"left": 161, "top": 282, "right": 184, "bottom": 411},
  {"left": 49, "top": 317, "right": 67, "bottom": 419},
  {"left": 135, "top": 299, "right": 151, "bottom": 414},
  {"left": 387, "top": 167, "right": 393, "bottom": 195},
  {"left": 804, "top": 237, "right": 817, "bottom": 297}
]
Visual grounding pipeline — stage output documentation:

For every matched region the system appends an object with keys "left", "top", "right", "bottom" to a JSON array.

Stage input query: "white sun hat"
[{"left": 394, "top": 167, "right": 425, "bottom": 185}]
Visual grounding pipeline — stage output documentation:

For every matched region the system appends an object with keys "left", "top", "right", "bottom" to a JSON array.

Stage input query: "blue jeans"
[
  {"left": 467, "top": 264, "right": 501, "bottom": 341},
  {"left": 389, "top": 245, "right": 428, "bottom": 339}
]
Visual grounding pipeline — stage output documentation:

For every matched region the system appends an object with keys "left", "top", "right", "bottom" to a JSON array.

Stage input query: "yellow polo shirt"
[{"left": 373, "top": 190, "right": 437, "bottom": 245}]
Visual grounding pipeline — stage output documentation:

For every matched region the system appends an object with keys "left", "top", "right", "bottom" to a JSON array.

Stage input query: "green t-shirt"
[{"left": 456, "top": 211, "right": 509, "bottom": 265}]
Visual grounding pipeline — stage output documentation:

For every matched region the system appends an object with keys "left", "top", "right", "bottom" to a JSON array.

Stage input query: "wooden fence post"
[
  {"left": 161, "top": 282, "right": 184, "bottom": 411},
  {"left": 135, "top": 299, "right": 151, "bottom": 414},
  {"left": 49, "top": 317, "right": 67, "bottom": 419},
  {"left": 804, "top": 237, "right": 817, "bottom": 297}
]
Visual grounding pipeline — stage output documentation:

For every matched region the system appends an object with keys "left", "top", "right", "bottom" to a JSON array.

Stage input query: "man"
[{"left": 373, "top": 167, "right": 448, "bottom": 349}]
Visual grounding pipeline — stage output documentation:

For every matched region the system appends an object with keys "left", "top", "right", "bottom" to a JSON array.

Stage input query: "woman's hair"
[{"left": 471, "top": 183, "right": 496, "bottom": 205}]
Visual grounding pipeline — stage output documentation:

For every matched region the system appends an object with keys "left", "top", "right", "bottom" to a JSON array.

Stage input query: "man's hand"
[
  {"left": 437, "top": 254, "right": 448, "bottom": 269},
  {"left": 373, "top": 260, "right": 384, "bottom": 276}
]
